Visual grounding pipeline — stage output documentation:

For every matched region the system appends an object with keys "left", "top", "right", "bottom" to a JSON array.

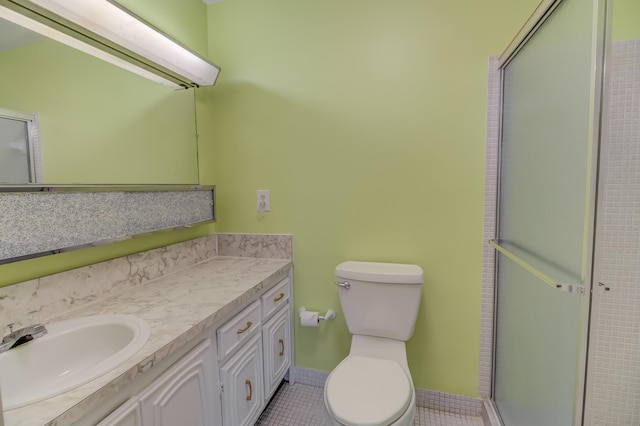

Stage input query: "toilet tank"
[{"left": 335, "top": 261, "right": 423, "bottom": 341}]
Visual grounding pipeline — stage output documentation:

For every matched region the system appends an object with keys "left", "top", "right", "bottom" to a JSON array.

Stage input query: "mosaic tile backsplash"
[{"left": 0, "top": 189, "right": 214, "bottom": 262}]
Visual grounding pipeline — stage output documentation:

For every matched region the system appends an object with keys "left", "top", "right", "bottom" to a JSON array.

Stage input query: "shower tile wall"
[
  {"left": 479, "top": 56, "right": 500, "bottom": 399},
  {"left": 587, "top": 40, "right": 640, "bottom": 426}
]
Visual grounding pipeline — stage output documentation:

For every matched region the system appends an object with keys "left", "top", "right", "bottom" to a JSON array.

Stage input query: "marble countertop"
[{"left": 3, "top": 256, "right": 292, "bottom": 426}]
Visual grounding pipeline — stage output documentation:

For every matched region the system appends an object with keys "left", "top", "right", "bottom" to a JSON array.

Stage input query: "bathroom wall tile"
[
  {"left": 217, "top": 233, "right": 293, "bottom": 259},
  {"left": 293, "top": 367, "right": 329, "bottom": 388},
  {"left": 586, "top": 40, "right": 640, "bottom": 426},
  {"left": 479, "top": 56, "right": 500, "bottom": 399},
  {"left": 415, "top": 388, "right": 483, "bottom": 417}
]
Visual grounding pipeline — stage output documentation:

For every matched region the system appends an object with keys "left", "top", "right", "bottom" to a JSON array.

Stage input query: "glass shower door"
[{"left": 493, "top": 0, "right": 603, "bottom": 424}]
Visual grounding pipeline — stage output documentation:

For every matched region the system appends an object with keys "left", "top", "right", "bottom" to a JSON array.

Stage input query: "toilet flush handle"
[{"left": 336, "top": 280, "right": 350, "bottom": 289}]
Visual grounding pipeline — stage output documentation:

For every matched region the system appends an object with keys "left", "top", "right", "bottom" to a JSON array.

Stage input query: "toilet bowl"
[
  {"left": 324, "top": 354, "right": 416, "bottom": 426},
  {"left": 324, "top": 261, "right": 423, "bottom": 426}
]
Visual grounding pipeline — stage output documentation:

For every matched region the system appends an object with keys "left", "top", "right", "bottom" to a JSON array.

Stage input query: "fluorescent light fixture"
[{"left": 1, "top": 0, "right": 220, "bottom": 89}]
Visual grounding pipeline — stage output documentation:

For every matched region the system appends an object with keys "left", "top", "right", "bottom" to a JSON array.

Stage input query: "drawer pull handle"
[
  {"left": 274, "top": 292, "right": 286, "bottom": 302},
  {"left": 279, "top": 338, "right": 285, "bottom": 356},
  {"left": 237, "top": 321, "right": 253, "bottom": 334},
  {"left": 245, "top": 379, "right": 253, "bottom": 401}
]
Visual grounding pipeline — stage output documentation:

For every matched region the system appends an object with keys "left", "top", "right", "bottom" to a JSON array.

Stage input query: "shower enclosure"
[{"left": 491, "top": 0, "right": 640, "bottom": 424}]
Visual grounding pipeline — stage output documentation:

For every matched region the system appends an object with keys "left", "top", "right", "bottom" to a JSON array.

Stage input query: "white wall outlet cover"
[{"left": 257, "top": 190, "right": 270, "bottom": 212}]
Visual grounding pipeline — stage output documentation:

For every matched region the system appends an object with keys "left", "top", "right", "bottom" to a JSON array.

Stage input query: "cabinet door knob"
[
  {"left": 278, "top": 338, "right": 285, "bottom": 356},
  {"left": 274, "top": 292, "right": 285, "bottom": 302},
  {"left": 236, "top": 321, "right": 253, "bottom": 334},
  {"left": 245, "top": 379, "right": 253, "bottom": 401}
]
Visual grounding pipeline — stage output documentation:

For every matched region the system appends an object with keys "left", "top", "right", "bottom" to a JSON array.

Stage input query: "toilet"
[{"left": 324, "top": 261, "right": 423, "bottom": 426}]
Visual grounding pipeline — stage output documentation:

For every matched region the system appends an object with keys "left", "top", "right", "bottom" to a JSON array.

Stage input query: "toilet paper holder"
[{"left": 298, "top": 307, "right": 336, "bottom": 321}]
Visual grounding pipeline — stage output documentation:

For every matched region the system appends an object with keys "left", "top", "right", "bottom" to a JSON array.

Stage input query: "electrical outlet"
[{"left": 257, "top": 190, "right": 270, "bottom": 212}]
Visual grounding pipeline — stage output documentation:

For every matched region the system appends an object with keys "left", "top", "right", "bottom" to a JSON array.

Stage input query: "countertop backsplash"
[
  {"left": 0, "top": 233, "right": 292, "bottom": 330},
  {"left": 217, "top": 233, "right": 294, "bottom": 259}
]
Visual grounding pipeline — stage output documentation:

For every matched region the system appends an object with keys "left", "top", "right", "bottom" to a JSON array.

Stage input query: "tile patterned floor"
[{"left": 256, "top": 382, "right": 484, "bottom": 426}]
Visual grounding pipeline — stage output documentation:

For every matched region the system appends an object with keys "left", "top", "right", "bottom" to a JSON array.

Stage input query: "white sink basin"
[{"left": 0, "top": 314, "right": 150, "bottom": 410}]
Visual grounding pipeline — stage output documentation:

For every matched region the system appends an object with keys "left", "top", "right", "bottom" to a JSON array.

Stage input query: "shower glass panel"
[
  {"left": 494, "top": 0, "right": 598, "bottom": 424},
  {"left": 0, "top": 117, "right": 30, "bottom": 183}
]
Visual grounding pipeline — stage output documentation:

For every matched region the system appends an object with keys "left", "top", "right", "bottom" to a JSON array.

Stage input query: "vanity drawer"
[
  {"left": 218, "top": 300, "right": 262, "bottom": 361},
  {"left": 261, "top": 277, "right": 290, "bottom": 320}
]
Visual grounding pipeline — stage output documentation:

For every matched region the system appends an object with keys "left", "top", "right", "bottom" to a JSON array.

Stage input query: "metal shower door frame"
[{"left": 490, "top": 0, "right": 607, "bottom": 425}]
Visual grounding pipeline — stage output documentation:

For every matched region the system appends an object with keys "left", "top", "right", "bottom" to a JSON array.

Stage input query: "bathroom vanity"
[{"left": 0, "top": 235, "right": 294, "bottom": 426}]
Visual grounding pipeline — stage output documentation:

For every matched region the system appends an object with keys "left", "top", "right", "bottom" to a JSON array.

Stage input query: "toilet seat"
[{"left": 325, "top": 355, "right": 412, "bottom": 426}]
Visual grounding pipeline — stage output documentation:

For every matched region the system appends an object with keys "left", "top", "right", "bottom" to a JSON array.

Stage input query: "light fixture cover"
[{"left": 5, "top": 0, "right": 220, "bottom": 89}]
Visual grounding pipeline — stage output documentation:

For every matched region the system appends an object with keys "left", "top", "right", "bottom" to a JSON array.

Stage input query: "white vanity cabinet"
[
  {"left": 219, "top": 333, "right": 264, "bottom": 425},
  {"left": 261, "top": 277, "right": 292, "bottom": 400},
  {"left": 97, "top": 398, "right": 142, "bottom": 426},
  {"left": 98, "top": 271, "right": 293, "bottom": 426},
  {"left": 138, "top": 339, "right": 217, "bottom": 425},
  {"left": 98, "top": 339, "right": 218, "bottom": 426},
  {"left": 217, "top": 275, "right": 293, "bottom": 425},
  {"left": 217, "top": 300, "right": 264, "bottom": 426}
]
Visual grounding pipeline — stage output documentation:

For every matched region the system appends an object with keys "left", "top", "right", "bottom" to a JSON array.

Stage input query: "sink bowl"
[{"left": 0, "top": 314, "right": 150, "bottom": 410}]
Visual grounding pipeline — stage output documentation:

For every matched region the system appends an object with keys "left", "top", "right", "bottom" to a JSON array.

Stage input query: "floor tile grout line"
[{"left": 256, "top": 382, "right": 484, "bottom": 426}]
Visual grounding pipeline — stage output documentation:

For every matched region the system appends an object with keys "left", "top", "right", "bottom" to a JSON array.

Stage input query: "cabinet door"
[
  {"left": 97, "top": 397, "right": 142, "bottom": 426},
  {"left": 139, "top": 340, "right": 217, "bottom": 426},
  {"left": 220, "top": 334, "right": 264, "bottom": 426},
  {"left": 262, "top": 306, "right": 291, "bottom": 400}
]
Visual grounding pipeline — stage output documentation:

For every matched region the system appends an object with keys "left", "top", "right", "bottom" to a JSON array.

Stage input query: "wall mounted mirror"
[
  {"left": 0, "top": 1, "right": 219, "bottom": 265},
  {"left": 0, "top": 1, "right": 217, "bottom": 185}
]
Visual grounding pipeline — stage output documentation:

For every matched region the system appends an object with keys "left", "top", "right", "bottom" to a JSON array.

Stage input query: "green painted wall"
[
  {"left": 113, "top": 0, "right": 217, "bottom": 186},
  {"left": 611, "top": 0, "right": 640, "bottom": 41},
  {"left": 116, "top": 0, "right": 209, "bottom": 58},
  {"left": 0, "top": 40, "right": 198, "bottom": 184},
  {"left": 0, "top": 0, "right": 213, "bottom": 287},
  {"left": 205, "top": 0, "right": 539, "bottom": 396}
]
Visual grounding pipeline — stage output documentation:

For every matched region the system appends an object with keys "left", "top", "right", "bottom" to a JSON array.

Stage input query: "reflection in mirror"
[
  {"left": 0, "top": 109, "right": 41, "bottom": 183},
  {"left": 0, "top": 16, "right": 200, "bottom": 185}
]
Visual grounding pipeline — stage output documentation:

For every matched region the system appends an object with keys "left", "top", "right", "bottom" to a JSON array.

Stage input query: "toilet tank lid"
[{"left": 335, "top": 261, "right": 423, "bottom": 284}]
